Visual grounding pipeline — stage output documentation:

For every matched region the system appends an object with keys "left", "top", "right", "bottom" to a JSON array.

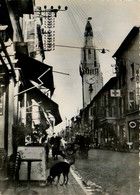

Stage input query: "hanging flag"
[{"left": 110, "top": 89, "right": 121, "bottom": 97}]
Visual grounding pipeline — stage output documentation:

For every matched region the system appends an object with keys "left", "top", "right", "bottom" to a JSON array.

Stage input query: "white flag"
[{"left": 110, "top": 89, "right": 121, "bottom": 97}]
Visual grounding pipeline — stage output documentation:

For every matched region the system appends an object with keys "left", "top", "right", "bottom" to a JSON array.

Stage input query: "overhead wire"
[
  {"left": 70, "top": 0, "right": 139, "bottom": 49},
  {"left": 58, "top": 0, "right": 107, "bottom": 50},
  {"left": 56, "top": 0, "right": 81, "bottom": 45},
  {"left": 94, "top": 0, "right": 138, "bottom": 23},
  {"left": 62, "top": 0, "right": 106, "bottom": 49},
  {"left": 66, "top": 0, "right": 86, "bottom": 40},
  {"left": 54, "top": 44, "right": 110, "bottom": 53},
  {"left": 55, "top": 6, "right": 80, "bottom": 45},
  {"left": 68, "top": 0, "right": 87, "bottom": 24},
  {"left": 72, "top": 1, "right": 105, "bottom": 46},
  {"left": 58, "top": 0, "right": 138, "bottom": 58},
  {"left": 69, "top": 0, "right": 107, "bottom": 49},
  {"left": 63, "top": 0, "right": 83, "bottom": 44},
  {"left": 67, "top": 0, "right": 104, "bottom": 49}
]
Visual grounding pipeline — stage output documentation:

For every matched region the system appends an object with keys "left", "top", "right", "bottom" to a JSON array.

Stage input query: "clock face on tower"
[{"left": 86, "top": 75, "right": 96, "bottom": 84}]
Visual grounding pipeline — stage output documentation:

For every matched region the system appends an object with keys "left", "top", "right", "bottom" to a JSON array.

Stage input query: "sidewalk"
[{"left": 1, "top": 155, "right": 88, "bottom": 195}]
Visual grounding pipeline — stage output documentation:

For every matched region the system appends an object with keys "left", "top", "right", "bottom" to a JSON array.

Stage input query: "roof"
[
  {"left": 86, "top": 77, "right": 118, "bottom": 110},
  {"left": 84, "top": 20, "right": 93, "bottom": 37},
  {"left": 113, "top": 26, "right": 139, "bottom": 58},
  {"left": 77, "top": 77, "right": 118, "bottom": 115},
  {"left": 7, "top": 0, "right": 34, "bottom": 16}
]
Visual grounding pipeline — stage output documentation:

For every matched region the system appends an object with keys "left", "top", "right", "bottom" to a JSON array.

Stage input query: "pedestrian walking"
[
  {"left": 50, "top": 133, "right": 65, "bottom": 160},
  {"left": 79, "top": 132, "right": 91, "bottom": 158},
  {"left": 74, "top": 133, "right": 81, "bottom": 145}
]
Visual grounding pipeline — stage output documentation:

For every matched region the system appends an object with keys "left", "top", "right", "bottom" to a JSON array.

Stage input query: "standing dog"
[{"left": 47, "top": 158, "right": 75, "bottom": 185}]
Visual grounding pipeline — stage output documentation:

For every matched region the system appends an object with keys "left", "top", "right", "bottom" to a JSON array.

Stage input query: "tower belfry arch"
[{"left": 80, "top": 18, "right": 103, "bottom": 108}]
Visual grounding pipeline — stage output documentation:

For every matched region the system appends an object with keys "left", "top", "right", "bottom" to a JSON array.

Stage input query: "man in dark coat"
[
  {"left": 50, "top": 133, "right": 65, "bottom": 160},
  {"left": 79, "top": 132, "right": 90, "bottom": 158}
]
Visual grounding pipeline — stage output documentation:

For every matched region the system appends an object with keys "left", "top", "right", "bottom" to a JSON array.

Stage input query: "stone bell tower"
[{"left": 79, "top": 18, "right": 103, "bottom": 108}]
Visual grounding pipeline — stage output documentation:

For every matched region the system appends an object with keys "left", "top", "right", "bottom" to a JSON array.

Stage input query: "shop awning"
[
  {"left": 16, "top": 55, "right": 55, "bottom": 96},
  {"left": 7, "top": 0, "right": 34, "bottom": 16},
  {"left": 0, "top": 1, "right": 13, "bottom": 40},
  {"left": 28, "top": 85, "right": 62, "bottom": 126}
]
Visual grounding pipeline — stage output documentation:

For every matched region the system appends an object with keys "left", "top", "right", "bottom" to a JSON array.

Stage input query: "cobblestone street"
[{"left": 74, "top": 149, "right": 139, "bottom": 195}]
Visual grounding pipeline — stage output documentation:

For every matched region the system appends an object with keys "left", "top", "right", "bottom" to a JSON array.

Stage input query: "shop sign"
[{"left": 129, "top": 121, "right": 136, "bottom": 128}]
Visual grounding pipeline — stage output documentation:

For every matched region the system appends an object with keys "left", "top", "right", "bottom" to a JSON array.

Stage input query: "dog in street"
[{"left": 47, "top": 158, "right": 75, "bottom": 185}]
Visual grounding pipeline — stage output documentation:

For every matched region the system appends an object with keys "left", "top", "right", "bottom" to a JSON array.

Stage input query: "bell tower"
[{"left": 79, "top": 18, "right": 103, "bottom": 108}]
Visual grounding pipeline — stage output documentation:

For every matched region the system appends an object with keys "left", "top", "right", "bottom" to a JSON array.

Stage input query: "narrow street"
[
  {"left": 74, "top": 149, "right": 139, "bottom": 195},
  {"left": 0, "top": 1, "right": 139, "bottom": 195}
]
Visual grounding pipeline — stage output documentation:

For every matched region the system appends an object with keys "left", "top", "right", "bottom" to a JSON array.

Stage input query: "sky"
[{"left": 35, "top": 0, "right": 140, "bottom": 132}]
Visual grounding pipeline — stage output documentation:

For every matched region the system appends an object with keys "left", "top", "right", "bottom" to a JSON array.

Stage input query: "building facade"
[
  {"left": 71, "top": 26, "right": 139, "bottom": 151},
  {"left": 112, "top": 26, "right": 140, "bottom": 148},
  {"left": 0, "top": 0, "right": 35, "bottom": 178},
  {"left": 0, "top": 0, "right": 63, "bottom": 179}
]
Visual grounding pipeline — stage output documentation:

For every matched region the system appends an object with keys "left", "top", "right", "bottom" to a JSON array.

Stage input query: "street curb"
[{"left": 70, "top": 164, "right": 105, "bottom": 195}]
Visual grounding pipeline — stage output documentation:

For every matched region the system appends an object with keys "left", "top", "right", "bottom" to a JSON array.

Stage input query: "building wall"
[
  {"left": 118, "top": 29, "right": 140, "bottom": 146},
  {"left": 74, "top": 27, "right": 139, "bottom": 150},
  {"left": 0, "top": 0, "right": 34, "bottom": 158}
]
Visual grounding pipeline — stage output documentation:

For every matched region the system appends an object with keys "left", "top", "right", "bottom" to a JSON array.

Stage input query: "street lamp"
[{"left": 54, "top": 44, "right": 109, "bottom": 54}]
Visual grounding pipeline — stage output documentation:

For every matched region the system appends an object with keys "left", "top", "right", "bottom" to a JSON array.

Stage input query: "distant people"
[
  {"left": 60, "top": 137, "right": 67, "bottom": 150},
  {"left": 31, "top": 124, "right": 40, "bottom": 144},
  {"left": 25, "top": 136, "right": 31, "bottom": 145},
  {"left": 31, "top": 131, "right": 40, "bottom": 144},
  {"left": 94, "top": 138, "right": 99, "bottom": 148},
  {"left": 74, "top": 133, "right": 82, "bottom": 145},
  {"left": 50, "top": 133, "right": 65, "bottom": 160},
  {"left": 79, "top": 132, "right": 90, "bottom": 158}
]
